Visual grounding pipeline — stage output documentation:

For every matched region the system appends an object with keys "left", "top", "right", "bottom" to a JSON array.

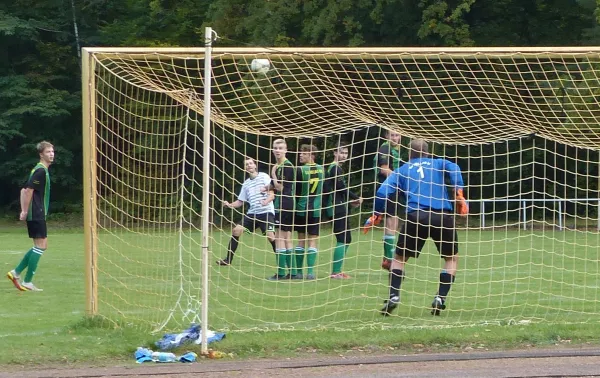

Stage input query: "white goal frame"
[{"left": 81, "top": 27, "right": 600, "bottom": 351}]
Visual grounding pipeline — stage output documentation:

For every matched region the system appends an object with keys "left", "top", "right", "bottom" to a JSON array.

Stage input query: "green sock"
[
  {"left": 276, "top": 248, "right": 287, "bottom": 276},
  {"left": 331, "top": 243, "right": 345, "bottom": 274},
  {"left": 24, "top": 247, "right": 44, "bottom": 283},
  {"left": 306, "top": 247, "right": 317, "bottom": 275},
  {"left": 383, "top": 235, "right": 395, "bottom": 260},
  {"left": 285, "top": 249, "right": 293, "bottom": 275},
  {"left": 295, "top": 247, "right": 305, "bottom": 275},
  {"left": 15, "top": 248, "right": 33, "bottom": 275},
  {"left": 290, "top": 247, "right": 297, "bottom": 276}
]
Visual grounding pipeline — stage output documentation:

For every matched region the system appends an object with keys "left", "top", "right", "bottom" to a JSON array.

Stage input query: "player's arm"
[
  {"left": 271, "top": 165, "right": 283, "bottom": 192},
  {"left": 224, "top": 185, "right": 246, "bottom": 209},
  {"left": 282, "top": 165, "right": 296, "bottom": 195},
  {"left": 364, "top": 171, "right": 401, "bottom": 233},
  {"left": 444, "top": 159, "right": 468, "bottom": 216},
  {"left": 374, "top": 171, "right": 401, "bottom": 215},
  {"left": 261, "top": 189, "right": 275, "bottom": 206},
  {"left": 20, "top": 169, "right": 43, "bottom": 220},
  {"left": 377, "top": 144, "right": 393, "bottom": 177},
  {"left": 261, "top": 175, "right": 275, "bottom": 206},
  {"left": 332, "top": 165, "right": 360, "bottom": 202},
  {"left": 19, "top": 188, "right": 33, "bottom": 220}
]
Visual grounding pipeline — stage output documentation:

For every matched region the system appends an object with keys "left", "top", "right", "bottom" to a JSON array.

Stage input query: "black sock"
[
  {"left": 438, "top": 272, "right": 455, "bottom": 299},
  {"left": 269, "top": 239, "right": 276, "bottom": 254},
  {"left": 226, "top": 236, "right": 240, "bottom": 262},
  {"left": 390, "top": 269, "right": 404, "bottom": 298}
]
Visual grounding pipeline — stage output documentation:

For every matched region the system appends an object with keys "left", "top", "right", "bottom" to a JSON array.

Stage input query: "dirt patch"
[{"left": 7, "top": 346, "right": 600, "bottom": 378}]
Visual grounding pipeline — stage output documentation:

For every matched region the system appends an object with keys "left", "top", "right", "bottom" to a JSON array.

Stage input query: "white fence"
[{"left": 472, "top": 198, "right": 600, "bottom": 231}]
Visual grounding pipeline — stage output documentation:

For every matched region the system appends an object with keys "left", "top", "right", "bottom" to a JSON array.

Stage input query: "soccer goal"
[{"left": 82, "top": 27, "right": 600, "bottom": 345}]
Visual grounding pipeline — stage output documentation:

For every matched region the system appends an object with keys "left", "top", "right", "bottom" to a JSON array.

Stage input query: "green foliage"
[{"left": 0, "top": 0, "right": 599, "bottom": 214}]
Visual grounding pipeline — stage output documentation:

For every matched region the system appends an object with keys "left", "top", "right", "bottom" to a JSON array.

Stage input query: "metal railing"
[{"left": 472, "top": 198, "right": 600, "bottom": 230}]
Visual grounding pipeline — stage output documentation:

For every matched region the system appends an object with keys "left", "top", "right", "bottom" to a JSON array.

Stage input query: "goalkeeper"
[{"left": 364, "top": 139, "right": 468, "bottom": 316}]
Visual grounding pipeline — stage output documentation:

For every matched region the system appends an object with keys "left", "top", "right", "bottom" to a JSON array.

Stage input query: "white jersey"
[{"left": 238, "top": 172, "right": 274, "bottom": 215}]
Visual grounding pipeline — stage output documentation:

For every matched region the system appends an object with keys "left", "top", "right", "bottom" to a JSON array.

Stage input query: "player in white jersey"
[{"left": 217, "top": 158, "right": 277, "bottom": 266}]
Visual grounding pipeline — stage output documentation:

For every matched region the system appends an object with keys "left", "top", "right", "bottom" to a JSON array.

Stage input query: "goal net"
[{"left": 82, "top": 41, "right": 600, "bottom": 333}]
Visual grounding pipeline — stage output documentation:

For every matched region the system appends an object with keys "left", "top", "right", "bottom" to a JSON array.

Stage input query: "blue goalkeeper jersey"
[{"left": 374, "top": 157, "right": 464, "bottom": 214}]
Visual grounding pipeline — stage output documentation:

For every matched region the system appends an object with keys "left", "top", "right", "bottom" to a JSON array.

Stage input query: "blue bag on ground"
[{"left": 155, "top": 323, "right": 225, "bottom": 350}]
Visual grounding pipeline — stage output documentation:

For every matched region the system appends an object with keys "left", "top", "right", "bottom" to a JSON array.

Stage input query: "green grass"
[{"left": 1, "top": 224, "right": 600, "bottom": 366}]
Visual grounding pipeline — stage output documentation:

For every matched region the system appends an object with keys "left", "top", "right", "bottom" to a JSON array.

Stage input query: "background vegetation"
[{"left": 1, "top": 0, "right": 600, "bottom": 216}]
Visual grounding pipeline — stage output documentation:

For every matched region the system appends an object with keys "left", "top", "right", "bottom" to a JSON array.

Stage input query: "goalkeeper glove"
[
  {"left": 454, "top": 189, "right": 469, "bottom": 216},
  {"left": 362, "top": 213, "right": 383, "bottom": 234}
]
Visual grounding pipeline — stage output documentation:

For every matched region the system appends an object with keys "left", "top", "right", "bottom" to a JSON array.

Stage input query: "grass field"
[{"left": 1, "top": 223, "right": 600, "bottom": 366}]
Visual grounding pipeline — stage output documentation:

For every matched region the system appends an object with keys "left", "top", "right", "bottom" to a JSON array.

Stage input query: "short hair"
[
  {"left": 37, "top": 141, "right": 53, "bottom": 154},
  {"left": 300, "top": 144, "right": 318, "bottom": 157},
  {"left": 273, "top": 138, "right": 287, "bottom": 147},
  {"left": 334, "top": 143, "right": 349, "bottom": 153},
  {"left": 409, "top": 139, "right": 429, "bottom": 159}
]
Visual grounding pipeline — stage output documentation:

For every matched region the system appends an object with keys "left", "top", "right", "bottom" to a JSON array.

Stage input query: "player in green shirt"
[
  {"left": 373, "top": 130, "right": 402, "bottom": 271},
  {"left": 294, "top": 144, "right": 324, "bottom": 280},
  {"left": 268, "top": 139, "right": 296, "bottom": 280},
  {"left": 324, "top": 143, "right": 362, "bottom": 278},
  {"left": 7, "top": 141, "right": 54, "bottom": 292}
]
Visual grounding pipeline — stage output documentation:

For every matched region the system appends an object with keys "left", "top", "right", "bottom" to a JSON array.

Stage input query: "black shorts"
[
  {"left": 242, "top": 213, "right": 275, "bottom": 235},
  {"left": 396, "top": 210, "right": 458, "bottom": 259},
  {"left": 27, "top": 220, "right": 47, "bottom": 239},
  {"left": 274, "top": 210, "right": 294, "bottom": 232},
  {"left": 294, "top": 213, "right": 321, "bottom": 236},
  {"left": 332, "top": 212, "right": 351, "bottom": 244}
]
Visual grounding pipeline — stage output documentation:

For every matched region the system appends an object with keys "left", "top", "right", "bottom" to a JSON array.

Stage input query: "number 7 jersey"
[{"left": 296, "top": 163, "right": 324, "bottom": 218}]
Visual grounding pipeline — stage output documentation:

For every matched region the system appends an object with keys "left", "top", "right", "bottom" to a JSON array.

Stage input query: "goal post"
[{"left": 82, "top": 37, "right": 600, "bottom": 336}]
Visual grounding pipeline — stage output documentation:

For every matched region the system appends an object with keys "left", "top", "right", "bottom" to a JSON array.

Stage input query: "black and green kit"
[
  {"left": 374, "top": 142, "right": 402, "bottom": 183},
  {"left": 26, "top": 163, "right": 50, "bottom": 221},
  {"left": 296, "top": 163, "right": 324, "bottom": 218},
  {"left": 324, "top": 162, "right": 360, "bottom": 217},
  {"left": 273, "top": 159, "right": 295, "bottom": 212}
]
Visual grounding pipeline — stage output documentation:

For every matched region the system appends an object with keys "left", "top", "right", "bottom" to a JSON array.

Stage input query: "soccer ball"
[{"left": 250, "top": 59, "right": 270, "bottom": 74}]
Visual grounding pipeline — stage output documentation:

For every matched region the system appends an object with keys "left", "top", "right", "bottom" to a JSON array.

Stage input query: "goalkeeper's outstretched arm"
[{"left": 444, "top": 160, "right": 468, "bottom": 216}]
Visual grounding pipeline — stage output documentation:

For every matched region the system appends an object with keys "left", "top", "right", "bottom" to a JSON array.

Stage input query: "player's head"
[
  {"left": 272, "top": 138, "right": 287, "bottom": 161},
  {"left": 333, "top": 143, "right": 349, "bottom": 163},
  {"left": 244, "top": 157, "right": 257, "bottom": 175},
  {"left": 37, "top": 141, "right": 54, "bottom": 165},
  {"left": 299, "top": 144, "right": 317, "bottom": 164},
  {"left": 386, "top": 130, "right": 401, "bottom": 146},
  {"left": 408, "top": 139, "right": 429, "bottom": 160}
]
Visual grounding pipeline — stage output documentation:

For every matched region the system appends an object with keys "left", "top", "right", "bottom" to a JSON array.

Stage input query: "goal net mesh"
[{"left": 86, "top": 47, "right": 600, "bottom": 331}]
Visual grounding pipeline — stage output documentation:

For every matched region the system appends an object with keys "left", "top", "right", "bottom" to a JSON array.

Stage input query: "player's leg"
[
  {"left": 304, "top": 217, "right": 320, "bottom": 280},
  {"left": 264, "top": 213, "right": 277, "bottom": 254},
  {"left": 269, "top": 212, "right": 293, "bottom": 280},
  {"left": 218, "top": 220, "right": 247, "bottom": 265},
  {"left": 20, "top": 221, "right": 47, "bottom": 291},
  {"left": 292, "top": 214, "right": 307, "bottom": 279},
  {"left": 330, "top": 213, "right": 350, "bottom": 278},
  {"left": 431, "top": 212, "right": 459, "bottom": 315},
  {"left": 382, "top": 198, "right": 399, "bottom": 271},
  {"left": 269, "top": 212, "right": 288, "bottom": 280},
  {"left": 282, "top": 211, "right": 295, "bottom": 277},
  {"left": 381, "top": 212, "right": 425, "bottom": 315}
]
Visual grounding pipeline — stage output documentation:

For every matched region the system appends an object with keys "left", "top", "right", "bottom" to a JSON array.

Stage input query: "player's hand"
[
  {"left": 223, "top": 201, "right": 232, "bottom": 209},
  {"left": 260, "top": 199, "right": 270, "bottom": 206},
  {"left": 454, "top": 189, "right": 469, "bottom": 217},
  {"left": 362, "top": 213, "right": 383, "bottom": 234},
  {"left": 19, "top": 211, "right": 27, "bottom": 221},
  {"left": 350, "top": 197, "right": 363, "bottom": 208}
]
